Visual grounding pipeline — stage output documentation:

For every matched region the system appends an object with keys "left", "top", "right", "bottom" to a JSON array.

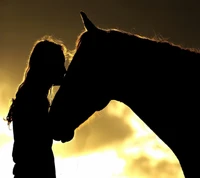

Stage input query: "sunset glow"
[
  {"left": 0, "top": 86, "right": 185, "bottom": 178},
  {"left": 55, "top": 151, "right": 126, "bottom": 178}
]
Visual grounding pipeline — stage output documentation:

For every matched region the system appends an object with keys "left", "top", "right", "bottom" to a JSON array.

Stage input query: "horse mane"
[
  {"left": 109, "top": 28, "right": 200, "bottom": 54},
  {"left": 75, "top": 28, "right": 200, "bottom": 56}
]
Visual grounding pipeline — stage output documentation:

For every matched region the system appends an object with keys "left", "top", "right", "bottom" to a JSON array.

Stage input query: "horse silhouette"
[
  {"left": 6, "top": 36, "right": 67, "bottom": 178},
  {"left": 49, "top": 12, "right": 199, "bottom": 178}
]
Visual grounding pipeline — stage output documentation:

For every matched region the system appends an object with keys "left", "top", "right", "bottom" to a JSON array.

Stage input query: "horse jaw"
[{"left": 80, "top": 11, "right": 98, "bottom": 31}]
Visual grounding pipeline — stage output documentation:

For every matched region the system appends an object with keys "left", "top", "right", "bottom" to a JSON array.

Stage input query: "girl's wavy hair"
[{"left": 4, "top": 35, "right": 68, "bottom": 127}]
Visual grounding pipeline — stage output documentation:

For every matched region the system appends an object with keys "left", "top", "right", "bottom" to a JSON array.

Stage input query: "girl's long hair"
[{"left": 5, "top": 36, "right": 67, "bottom": 126}]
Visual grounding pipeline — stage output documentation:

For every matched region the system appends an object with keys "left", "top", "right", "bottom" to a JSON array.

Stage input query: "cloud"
[
  {"left": 122, "top": 155, "right": 184, "bottom": 178},
  {"left": 52, "top": 100, "right": 184, "bottom": 178},
  {"left": 53, "top": 101, "right": 134, "bottom": 157},
  {"left": 52, "top": 101, "right": 184, "bottom": 177},
  {"left": 53, "top": 145, "right": 184, "bottom": 178}
]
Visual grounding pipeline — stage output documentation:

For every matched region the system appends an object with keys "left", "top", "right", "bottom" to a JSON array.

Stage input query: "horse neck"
[
  {"left": 109, "top": 68, "right": 136, "bottom": 112},
  {"left": 109, "top": 37, "right": 200, "bottom": 123}
]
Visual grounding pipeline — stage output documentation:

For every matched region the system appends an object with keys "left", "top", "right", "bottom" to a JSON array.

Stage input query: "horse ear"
[{"left": 80, "top": 11, "right": 97, "bottom": 31}]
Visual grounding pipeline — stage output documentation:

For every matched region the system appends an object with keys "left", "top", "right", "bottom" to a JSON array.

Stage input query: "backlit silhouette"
[
  {"left": 5, "top": 36, "right": 67, "bottom": 178},
  {"left": 49, "top": 12, "right": 199, "bottom": 178}
]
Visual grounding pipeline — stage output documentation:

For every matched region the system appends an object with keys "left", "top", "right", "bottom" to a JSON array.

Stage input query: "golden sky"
[{"left": 0, "top": 88, "right": 185, "bottom": 178}]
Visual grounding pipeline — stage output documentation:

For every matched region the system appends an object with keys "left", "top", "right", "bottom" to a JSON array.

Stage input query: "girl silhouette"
[{"left": 5, "top": 36, "right": 67, "bottom": 178}]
